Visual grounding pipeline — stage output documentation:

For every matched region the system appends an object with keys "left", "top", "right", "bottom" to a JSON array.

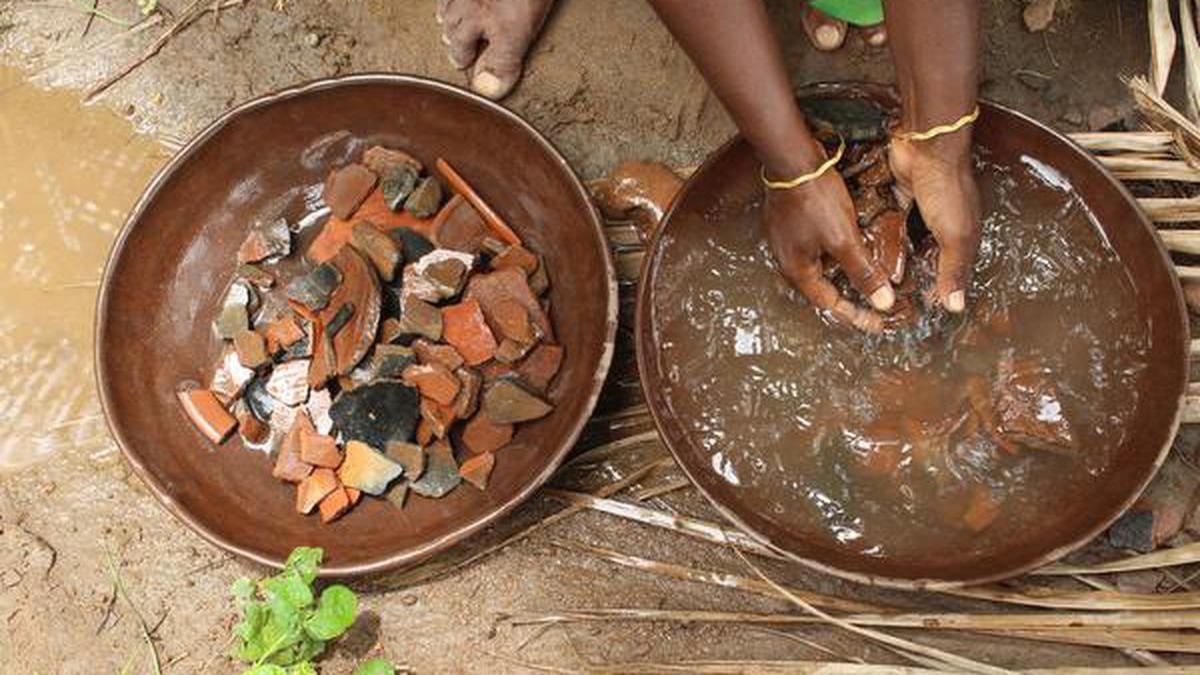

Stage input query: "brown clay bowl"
[
  {"left": 636, "top": 83, "right": 1188, "bottom": 588},
  {"left": 96, "top": 74, "right": 616, "bottom": 576}
]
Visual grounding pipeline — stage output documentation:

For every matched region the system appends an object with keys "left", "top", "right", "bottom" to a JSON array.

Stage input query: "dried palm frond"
[{"left": 1148, "top": 0, "right": 1177, "bottom": 96}]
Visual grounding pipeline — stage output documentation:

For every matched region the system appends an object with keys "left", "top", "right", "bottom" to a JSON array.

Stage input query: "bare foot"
[
  {"left": 437, "top": 0, "right": 554, "bottom": 100},
  {"left": 801, "top": 5, "right": 887, "bottom": 51}
]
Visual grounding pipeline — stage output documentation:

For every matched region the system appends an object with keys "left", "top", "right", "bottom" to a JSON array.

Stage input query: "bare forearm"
[
  {"left": 884, "top": 0, "right": 981, "bottom": 134},
  {"left": 647, "top": 0, "right": 823, "bottom": 176}
]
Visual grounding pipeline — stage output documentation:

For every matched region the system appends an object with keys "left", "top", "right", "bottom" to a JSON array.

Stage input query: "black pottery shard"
[
  {"left": 329, "top": 381, "right": 419, "bottom": 449},
  {"left": 286, "top": 262, "right": 343, "bottom": 311}
]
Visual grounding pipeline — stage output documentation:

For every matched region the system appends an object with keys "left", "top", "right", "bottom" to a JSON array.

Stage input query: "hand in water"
[
  {"left": 889, "top": 131, "right": 981, "bottom": 313},
  {"left": 763, "top": 157, "right": 895, "bottom": 333}
]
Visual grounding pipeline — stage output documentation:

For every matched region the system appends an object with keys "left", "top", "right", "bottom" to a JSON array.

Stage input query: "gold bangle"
[
  {"left": 893, "top": 105, "right": 981, "bottom": 142},
  {"left": 760, "top": 136, "right": 846, "bottom": 190}
]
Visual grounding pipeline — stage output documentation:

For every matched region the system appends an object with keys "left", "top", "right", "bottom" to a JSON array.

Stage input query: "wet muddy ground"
[{"left": 1, "top": 1, "right": 1194, "bottom": 673}]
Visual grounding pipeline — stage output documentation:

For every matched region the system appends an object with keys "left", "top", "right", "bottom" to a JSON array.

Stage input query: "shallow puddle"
[{"left": 0, "top": 65, "right": 165, "bottom": 470}]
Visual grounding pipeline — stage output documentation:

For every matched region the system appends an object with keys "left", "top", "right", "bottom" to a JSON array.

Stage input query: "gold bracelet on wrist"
[
  {"left": 893, "top": 105, "right": 981, "bottom": 142},
  {"left": 760, "top": 136, "right": 846, "bottom": 191}
]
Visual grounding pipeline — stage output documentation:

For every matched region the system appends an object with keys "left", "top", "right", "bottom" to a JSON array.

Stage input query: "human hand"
[
  {"left": 763, "top": 160, "right": 895, "bottom": 332},
  {"left": 888, "top": 130, "right": 981, "bottom": 313}
]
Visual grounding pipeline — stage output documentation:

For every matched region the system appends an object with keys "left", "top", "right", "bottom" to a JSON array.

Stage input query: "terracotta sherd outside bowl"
[
  {"left": 636, "top": 84, "right": 1188, "bottom": 588},
  {"left": 96, "top": 74, "right": 616, "bottom": 576}
]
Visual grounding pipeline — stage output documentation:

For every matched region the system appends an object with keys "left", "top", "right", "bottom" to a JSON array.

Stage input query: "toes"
[
  {"left": 802, "top": 7, "right": 847, "bottom": 52},
  {"left": 860, "top": 24, "right": 887, "bottom": 47},
  {"left": 443, "top": 15, "right": 482, "bottom": 70},
  {"left": 471, "top": 36, "right": 531, "bottom": 99}
]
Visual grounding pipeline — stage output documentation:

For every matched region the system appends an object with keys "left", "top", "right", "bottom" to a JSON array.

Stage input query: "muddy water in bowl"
[
  {"left": 0, "top": 66, "right": 164, "bottom": 469},
  {"left": 648, "top": 148, "right": 1151, "bottom": 568}
]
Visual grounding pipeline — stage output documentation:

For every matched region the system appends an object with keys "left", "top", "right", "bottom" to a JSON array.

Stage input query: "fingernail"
[
  {"left": 815, "top": 25, "right": 841, "bottom": 49},
  {"left": 472, "top": 71, "right": 507, "bottom": 99},
  {"left": 946, "top": 290, "right": 965, "bottom": 313},
  {"left": 867, "top": 31, "right": 886, "bottom": 46},
  {"left": 869, "top": 285, "right": 895, "bottom": 311},
  {"left": 441, "top": 32, "right": 451, "bottom": 45}
]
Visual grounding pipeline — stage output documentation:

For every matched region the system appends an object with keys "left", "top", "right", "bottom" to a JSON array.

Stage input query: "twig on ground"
[{"left": 105, "top": 547, "right": 162, "bottom": 675}]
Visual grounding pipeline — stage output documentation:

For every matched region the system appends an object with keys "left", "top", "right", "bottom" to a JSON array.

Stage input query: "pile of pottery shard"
[{"left": 175, "top": 145, "right": 563, "bottom": 524}]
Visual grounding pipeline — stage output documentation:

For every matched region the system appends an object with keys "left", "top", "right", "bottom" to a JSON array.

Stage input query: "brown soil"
[{"left": 1, "top": 1, "right": 1193, "bottom": 673}]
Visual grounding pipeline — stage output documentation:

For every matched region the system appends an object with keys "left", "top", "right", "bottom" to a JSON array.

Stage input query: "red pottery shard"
[
  {"left": 419, "top": 397, "right": 457, "bottom": 439},
  {"left": 274, "top": 410, "right": 316, "bottom": 483},
  {"left": 993, "top": 355, "right": 1077, "bottom": 455},
  {"left": 264, "top": 315, "right": 306, "bottom": 354},
  {"left": 488, "top": 298, "right": 536, "bottom": 344},
  {"left": 461, "top": 414, "right": 513, "bottom": 455},
  {"left": 491, "top": 244, "right": 539, "bottom": 275},
  {"left": 350, "top": 221, "right": 402, "bottom": 282},
  {"left": 296, "top": 467, "right": 338, "bottom": 514},
  {"left": 866, "top": 209, "right": 908, "bottom": 285},
  {"left": 516, "top": 343, "right": 564, "bottom": 392},
  {"left": 299, "top": 431, "right": 342, "bottom": 468},
  {"left": 362, "top": 145, "right": 423, "bottom": 174},
  {"left": 323, "top": 163, "right": 378, "bottom": 220},
  {"left": 412, "top": 339, "right": 464, "bottom": 370},
  {"left": 589, "top": 161, "right": 683, "bottom": 236},
  {"left": 402, "top": 363, "right": 461, "bottom": 406},
  {"left": 319, "top": 248, "right": 381, "bottom": 375},
  {"left": 319, "top": 485, "right": 353, "bottom": 523},
  {"left": 236, "top": 408, "right": 269, "bottom": 445},
  {"left": 466, "top": 267, "right": 553, "bottom": 341},
  {"left": 452, "top": 367, "right": 482, "bottom": 419},
  {"left": 435, "top": 158, "right": 521, "bottom": 245},
  {"left": 441, "top": 298, "right": 497, "bottom": 366},
  {"left": 432, "top": 194, "right": 488, "bottom": 254},
  {"left": 233, "top": 329, "right": 270, "bottom": 370},
  {"left": 176, "top": 387, "right": 237, "bottom": 444},
  {"left": 962, "top": 484, "right": 1002, "bottom": 533},
  {"left": 459, "top": 452, "right": 495, "bottom": 490}
]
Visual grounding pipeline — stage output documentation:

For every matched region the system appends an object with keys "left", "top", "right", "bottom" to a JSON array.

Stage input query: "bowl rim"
[
  {"left": 95, "top": 72, "right": 618, "bottom": 577},
  {"left": 634, "top": 85, "right": 1188, "bottom": 590}
]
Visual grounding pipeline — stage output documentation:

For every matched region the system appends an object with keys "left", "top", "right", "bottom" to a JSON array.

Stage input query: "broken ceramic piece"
[
  {"left": 263, "top": 315, "right": 306, "bottom": 355},
  {"left": 459, "top": 452, "right": 495, "bottom": 490},
  {"left": 466, "top": 267, "right": 552, "bottom": 340},
  {"left": 393, "top": 227, "right": 436, "bottom": 263},
  {"left": 452, "top": 367, "right": 482, "bottom": 418},
  {"left": 286, "top": 262, "right": 343, "bottom": 312},
  {"left": 993, "top": 354, "right": 1077, "bottom": 454},
  {"left": 432, "top": 194, "right": 488, "bottom": 254},
  {"left": 381, "top": 165, "right": 420, "bottom": 212},
  {"left": 405, "top": 176, "right": 443, "bottom": 219},
  {"left": 237, "top": 217, "right": 292, "bottom": 265},
  {"left": 321, "top": 248, "right": 382, "bottom": 375},
  {"left": 385, "top": 441, "right": 426, "bottom": 480},
  {"left": 385, "top": 480, "right": 410, "bottom": 509},
  {"left": 326, "top": 302, "right": 355, "bottom": 338},
  {"left": 409, "top": 441, "right": 460, "bottom": 498},
  {"left": 351, "top": 221, "right": 402, "bottom": 282},
  {"left": 441, "top": 298, "right": 497, "bottom": 366},
  {"left": 233, "top": 329, "right": 270, "bottom": 370},
  {"left": 403, "top": 249, "right": 476, "bottom": 302},
  {"left": 481, "top": 379, "right": 553, "bottom": 424},
  {"left": 237, "top": 263, "right": 276, "bottom": 291},
  {"left": 296, "top": 467, "right": 338, "bottom": 514},
  {"left": 397, "top": 296, "right": 443, "bottom": 342},
  {"left": 177, "top": 386, "right": 238, "bottom": 444},
  {"left": 338, "top": 440, "right": 404, "bottom": 496},
  {"left": 419, "top": 397, "right": 456, "bottom": 439},
  {"left": 273, "top": 411, "right": 316, "bottom": 483},
  {"left": 516, "top": 343, "right": 563, "bottom": 392},
  {"left": 402, "top": 363, "right": 461, "bottom": 406},
  {"left": 236, "top": 407, "right": 270, "bottom": 446},
  {"left": 306, "top": 387, "right": 334, "bottom": 435},
  {"left": 299, "top": 431, "right": 342, "bottom": 468},
  {"left": 494, "top": 338, "right": 534, "bottom": 364},
  {"left": 265, "top": 358, "right": 311, "bottom": 406},
  {"left": 323, "top": 163, "right": 378, "bottom": 220},
  {"left": 329, "top": 381, "right": 419, "bottom": 449},
  {"left": 214, "top": 280, "right": 254, "bottom": 340},
  {"left": 366, "top": 344, "right": 417, "bottom": 381},
  {"left": 210, "top": 345, "right": 256, "bottom": 403},
  {"left": 462, "top": 414, "right": 513, "bottom": 455},
  {"left": 318, "top": 485, "right": 353, "bottom": 523},
  {"left": 412, "top": 339, "right": 464, "bottom": 370},
  {"left": 363, "top": 145, "right": 423, "bottom": 175},
  {"left": 244, "top": 375, "right": 275, "bottom": 422}
]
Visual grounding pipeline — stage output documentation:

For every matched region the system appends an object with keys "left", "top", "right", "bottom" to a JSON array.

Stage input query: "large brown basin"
[
  {"left": 636, "top": 84, "right": 1189, "bottom": 588},
  {"left": 96, "top": 74, "right": 616, "bottom": 576}
]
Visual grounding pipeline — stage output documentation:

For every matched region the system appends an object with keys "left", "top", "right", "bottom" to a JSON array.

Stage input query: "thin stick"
[
  {"left": 435, "top": 158, "right": 521, "bottom": 245},
  {"left": 730, "top": 548, "right": 1012, "bottom": 675},
  {"left": 551, "top": 540, "right": 883, "bottom": 613},
  {"left": 105, "top": 547, "right": 161, "bottom": 675},
  {"left": 503, "top": 607, "right": 1200, "bottom": 631},
  {"left": 1139, "top": 197, "right": 1200, "bottom": 221},
  {"left": 544, "top": 488, "right": 784, "bottom": 559},
  {"left": 1094, "top": 156, "right": 1200, "bottom": 182},
  {"left": 632, "top": 476, "right": 692, "bottom": 501},
  {"left": 942, "top": 585, "right": 1200, "bottom": 611},
  {"left": 1070, "top": 131, "right": 1176, "bottom": 154},
  {"left": 1036, "top": 542, "right": 1200, "bottom": 575},
  {"left": 562, "top": 429, "right": 661, "bottom": 469}
]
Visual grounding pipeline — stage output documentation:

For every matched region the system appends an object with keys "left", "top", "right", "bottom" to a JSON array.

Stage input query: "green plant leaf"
[
  {"left": 232, "top": 577, "right": 256, "bottom": 605},
  {"left": 354, "top": 658, "right": 395, "bottom": 675},
  {"left": 286, "top": 664, "right": 318, "bottom": 675},
  {"left": 263, "top": 569, "right": 314, "bottom": 610},
  {"left": 284, "top": 547, "right": 324, "bottom": 584},
  {"left": 303, "top": 584, "right": 358, "bottom": 640}
]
